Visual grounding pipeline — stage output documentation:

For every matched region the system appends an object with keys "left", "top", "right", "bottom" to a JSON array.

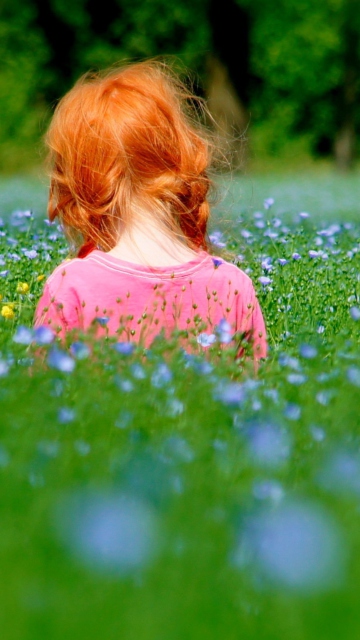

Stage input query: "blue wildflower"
[
  {"left": 54, "top": 491, "right": 160, "bottom": 576},
  {"left": 299, "top": 344, "right": 318, "bottom": 359},
  {"left": 0, "top": 360, "right": 9, "bottom": 377},
  {"left": 350, "top": 307, "right": 360, "bottom": 321},
  {"left": 347, "top": 366, "right": 360, "bottom": 387},
  {"left": 258, "top": 276, "right": 272, "bottom": 287},
  {"left": 95, "top": 316, "right": 109, "bottom": 327},
  {"left": 70, "top": 341, "right": 90, "bottom": 359},
  {"left": 284, "top": 403, "right": 302, "bottom": 420},
  {"left": 48, "top": 348, "right": 75, "bottom": 373},
  {"left": 212, "top": 258, "right": 223, "bottom": 269},
  {"left": 264, "top": 197, "right": 275, "bottom": 210},
  {"left": 214, "top": 381, "right": 246, "bottom": 407},
  {"left": 209, "top": 231, "right": 226, "bottom": 248},
  {"left": 58, "top": 407, "right": 76, "bottom": 424},
  {"left": 115, "top": 379, "right": 134, "bottom": 393},
  {"left": 245, "top": 421, "right": 292, "bottom": 468},
  {"left": 113, "top": 342, "right": 135, "bottom": 356},
  {"left": 233, "top": 500, "right": 345, "bottom": 593},
  {"left": 215, "top": 318, "right": 233, "bottom": 344},
  {"left": 287, "top": 373, "right": 307, "bottom": 386},
  {"left": 34, "top": 325, "right": 55, "bottom": 345},
  {"left": 261, "top": 257, "right": 273, "bottom": 272},
  {"left": 252, "top": 479, "right": 284, "bottom": 503},
  {"left": 13, "top": 325, "right": 34, "bottom": 345},
  {"left": 130, "top": 363, "right": 146, "bottom": 379},
  {"left": 24, "top": 249, "right": 38, "bottom": 259},
  {"left": 197, "top": 332, "right": 216, "bottom": 347},
  {"left": 151, "top": 363, "right": 172, "bottom": 388}
]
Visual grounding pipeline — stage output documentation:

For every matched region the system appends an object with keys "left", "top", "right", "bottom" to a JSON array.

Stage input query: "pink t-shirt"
[{"left": 34, "top": 249, "right": 267, "bottom": 359}]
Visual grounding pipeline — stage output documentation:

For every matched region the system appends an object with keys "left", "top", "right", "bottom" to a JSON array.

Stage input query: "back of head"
[{"left": 47, "top": 61, "right": 212, "bottom": 255}]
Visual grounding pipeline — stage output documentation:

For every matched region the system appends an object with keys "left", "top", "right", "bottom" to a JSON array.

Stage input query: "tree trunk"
[
  {"left": 334, "top": 122, "right": 356, "bottom": 172},
  {"left": 206, "top": 55, "right": 249, "bottom": 171},
  {"left": 334, "top": 0, "right": 359, "bottom": 171}
]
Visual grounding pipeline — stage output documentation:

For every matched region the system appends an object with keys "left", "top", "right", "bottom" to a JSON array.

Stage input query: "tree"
[{"left": 0, "top": 0, "right": 49, "bottom": 170}]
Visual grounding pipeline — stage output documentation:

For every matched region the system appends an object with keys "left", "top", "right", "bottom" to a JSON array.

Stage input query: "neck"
[{"left": 107, "top": 218, "right": 200, "bottom": 267}]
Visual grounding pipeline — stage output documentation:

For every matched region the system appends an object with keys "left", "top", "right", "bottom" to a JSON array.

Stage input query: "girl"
[{"left": 35, "top": 61, "right": 266, "bottom": 360}]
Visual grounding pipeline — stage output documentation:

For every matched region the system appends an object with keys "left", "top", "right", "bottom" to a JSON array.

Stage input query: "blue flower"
[
  {"left": 48, "top": 348, "right": 75, "bottom": 373},
  {"left": 287, "top": 373, "right": 307, "bottom": 386},
  {"left": 54, "top": 491, "right": 160, "bottom": 576},
  {"left": 284, "top": 403, "right": 302, "bottom": 420},
  {"left": 209, "top": 231, "right": 226, "bottom": 248},
  {"left": 13, "top": 325, "right": 34, "bottom": 345},
  {"left": 115, "top": 378, "right": 134, "bottom": 393},
  {"left": 215, "top": 318, "right": 233, "bottom": 344},
  {"left": 0, "top": 360, "right": 9, "bottom": 377},
  {"left": 292, "top": 253, "right": 301, "bottom": 260},
  {"left": 245, "top": 420, "right": 292, "bottom": 468},
  {"left": 197, "top": 332, "right": 216, "bottom": 347},
  {"left": 253, "top": 479, "right": 284, "bottom": 503},
  {"left": 258, "top": 276, "right": 272, "bottom": 287},
  {"left": 151, "top": 363, "right": 172, "bottom": 388},
  {"left": 70, "top": 341, "right": 90, "bottom": 359},
  {"left": 212, "top": 258, "right": 223, "bottom": 269},
  {"left": 34, "top": 325, "right": 55, "bottom": 345},
  {"left": 233, "top": 500, "right": 345, "bottom": 593},
  {"left": 214, "top": 381, "right": 246, "bottom": 406},
  {"left": 58, "top": 407, "right": 76, "bottom": 424},
  {"left": 264, "top": 197, "right": 275, "bottom": 210},
  {"left": 95, "top": 316, "right": 109, "bottom": 327},
  {"left": 299, "top": 343, "right": 317, "bottom": 359},
  {"left": 261, "top": 257, "right": 273, "bottom": 272},
  {"left": 24, "top": 249, "right": 38, "bottom": 259},
  {"left": 347, "top": 366, "right": 360, "bottom": 388},
  {"left": 350, "top": 306, "right": 360, "bottom": 321},
  {"left": 113, "top": 342, "right": 135, "bottom": 356}
]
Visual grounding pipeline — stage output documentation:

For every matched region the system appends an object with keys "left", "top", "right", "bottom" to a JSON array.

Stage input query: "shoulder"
[
  {"left": 210, "top": 255, "right": 255, "bottom": 289},
  {"left": 44, "top": 255, "right": 95, "bottom": 295}
]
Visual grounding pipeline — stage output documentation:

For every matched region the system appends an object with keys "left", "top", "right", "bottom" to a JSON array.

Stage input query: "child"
[{"left": 35, "top": 61, "right": 266, "bottom": 360}]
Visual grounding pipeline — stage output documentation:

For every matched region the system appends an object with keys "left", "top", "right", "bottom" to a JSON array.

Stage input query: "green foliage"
[
  {"left": 0, "top": 193, "right": 360, "bottom": 638},
  {"left": 1, "top": 0, "right": 360, "bottom": 169},
  {"left": 238, "top": 0, "right": 360, "bottom": 156},
  {"left": 0, "top": 1, "right": 50, "bottom": 171}
]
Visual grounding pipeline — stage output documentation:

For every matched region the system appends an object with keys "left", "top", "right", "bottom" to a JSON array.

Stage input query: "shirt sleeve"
[{"left": 34, "top": 276, "right": 84, "bottom": 339}]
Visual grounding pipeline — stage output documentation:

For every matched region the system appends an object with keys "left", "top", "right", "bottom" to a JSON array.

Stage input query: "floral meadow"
[{"left": 1, "top": 186, "right": 360, "bottom": 640}]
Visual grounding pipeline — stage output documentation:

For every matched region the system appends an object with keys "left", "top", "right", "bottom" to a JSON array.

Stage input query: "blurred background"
[{"left": 1, "top": 0, "right": 360, "bottom": 217}]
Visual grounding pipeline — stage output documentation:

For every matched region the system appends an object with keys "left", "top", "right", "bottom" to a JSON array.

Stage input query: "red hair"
[{"left": 46, "top": 61, "right": 213, "bottom": 257}]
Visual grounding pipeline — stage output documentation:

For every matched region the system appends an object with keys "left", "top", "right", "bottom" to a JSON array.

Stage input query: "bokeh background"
[{"left": 1, "top": 0, "right": 360, "bottom": 216}]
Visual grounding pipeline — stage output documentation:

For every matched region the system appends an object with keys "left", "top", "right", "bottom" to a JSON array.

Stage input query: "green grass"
[{"left": 0, "top": 172, "right": 360, "bottom": 639}]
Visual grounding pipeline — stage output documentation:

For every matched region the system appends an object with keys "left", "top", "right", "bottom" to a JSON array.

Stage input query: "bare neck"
[{"left": 107, "top": 219, "right": 199, "bottom": 267}]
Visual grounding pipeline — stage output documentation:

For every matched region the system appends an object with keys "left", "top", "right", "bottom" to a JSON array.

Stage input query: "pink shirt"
[{"left": 34, "top": 249, "right": 267, "bottom": 359}]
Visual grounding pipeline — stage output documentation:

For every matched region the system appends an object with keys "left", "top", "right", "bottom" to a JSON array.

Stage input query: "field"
[{"left": 0, "top": 169, "right": 360, "bottom": 640}]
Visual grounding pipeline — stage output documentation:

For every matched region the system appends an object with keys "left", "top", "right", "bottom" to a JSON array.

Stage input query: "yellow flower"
[
  {"left": 16, "top": 282, "right": 29, "bottom": 294},
  {"left": 1, "top": 305, "right": 15, "bottom": 319},
  {"left": 37, "top": 274, "right": 45, "bottom": 282}
]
